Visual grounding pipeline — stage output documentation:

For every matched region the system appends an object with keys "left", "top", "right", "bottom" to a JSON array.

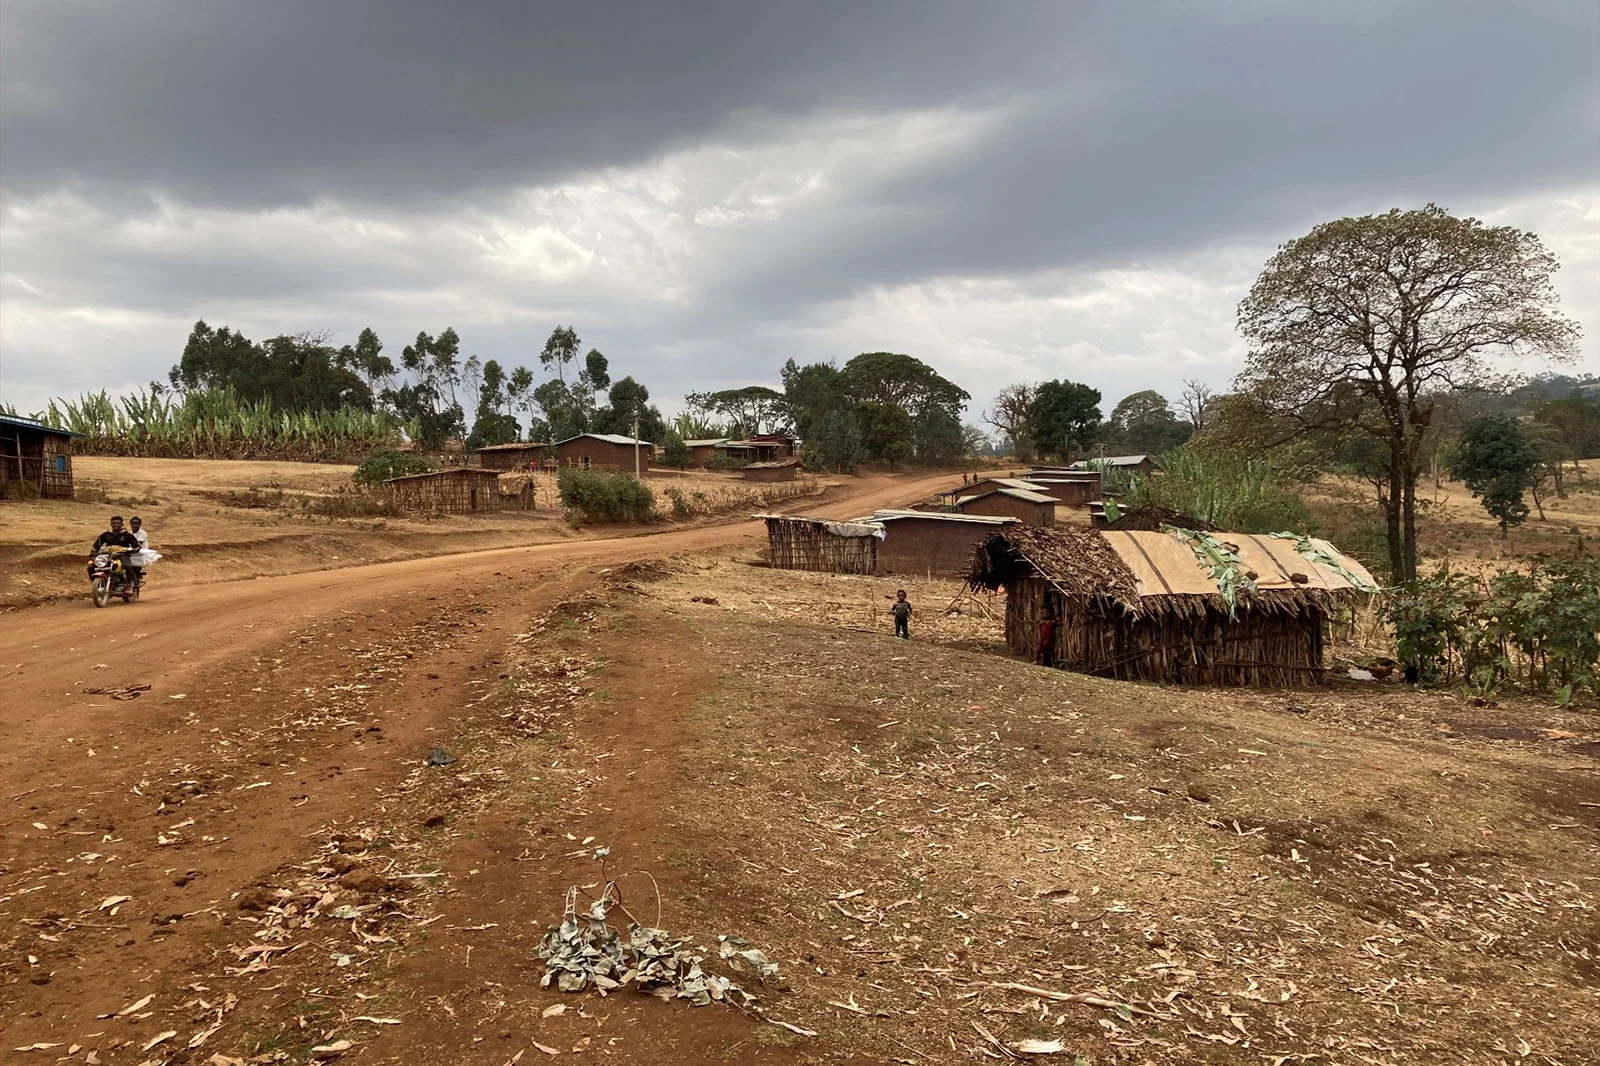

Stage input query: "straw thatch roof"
[
  {"left": 1104, "top": 506, "right": 1215, "bottom": 531},
  {"left": 969, "top": 525, "right": 1377, "bottom": 618}
]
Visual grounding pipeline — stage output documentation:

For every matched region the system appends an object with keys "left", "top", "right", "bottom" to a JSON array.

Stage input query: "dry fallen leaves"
[
  {"left": 310, "top": 1039, "right": 353, "bottom": 1054},
  {"left": 1011, "top": 1038, "right": 1069, "bottom": 1055},
  {"left": 140, "top": 1031, "right": 178, "bottom": 1053},
  {"left": 117, "top": 993, "right": 155, "bottom": 1016}
]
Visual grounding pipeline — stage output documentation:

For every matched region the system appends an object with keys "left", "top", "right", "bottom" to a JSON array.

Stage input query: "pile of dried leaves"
[{"left": 536, "top": 852, "right": 790, "bottom": 1018}]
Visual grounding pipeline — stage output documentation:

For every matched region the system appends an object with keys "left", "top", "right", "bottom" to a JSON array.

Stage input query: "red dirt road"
[{"left": 0, "top": 472, "right": 948, "bottom": 1063}]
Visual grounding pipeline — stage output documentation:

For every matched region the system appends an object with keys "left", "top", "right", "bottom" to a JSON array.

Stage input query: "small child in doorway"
[
  {"left": 891, "top": 589, "right": 913, "bottom": 640},
  {"left": 1036, "top": 604, "right": 1058, "bottom": 667}
]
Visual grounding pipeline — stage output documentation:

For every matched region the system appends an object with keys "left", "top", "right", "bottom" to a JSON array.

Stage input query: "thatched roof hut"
[{"left": 969, "top": 525, "right": 1377, "bottom": 687}]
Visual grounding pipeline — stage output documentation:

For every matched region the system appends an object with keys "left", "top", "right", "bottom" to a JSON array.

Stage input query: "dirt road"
[{"left": 0, "top": 471, "right": 948, "bottom": 1063}]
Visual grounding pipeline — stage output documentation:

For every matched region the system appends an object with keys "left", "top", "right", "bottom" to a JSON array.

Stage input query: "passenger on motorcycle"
[{"left": 89, "top": 515, "right": 141, "bottom": 582}]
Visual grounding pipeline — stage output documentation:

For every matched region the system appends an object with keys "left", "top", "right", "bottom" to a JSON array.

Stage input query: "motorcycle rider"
[
  {"left": 128, "top": 516, "right": 149, "bottom": 587},
  {"left": 89, "top": 515, "right": 141, "bottom": 584}
]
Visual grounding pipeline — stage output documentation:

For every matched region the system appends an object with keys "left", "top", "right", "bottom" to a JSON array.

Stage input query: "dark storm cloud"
[
  {"left": 0, "top": 0, "right": 1076, "bottom": 208},
  {"left": 707, "top": 1, "right": 1600, "bottom": 306}
]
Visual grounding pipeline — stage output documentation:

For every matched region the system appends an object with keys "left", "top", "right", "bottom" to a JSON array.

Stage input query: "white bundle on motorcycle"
[{"left": 128, "top": 549, "right": 162, "bottom": 568}]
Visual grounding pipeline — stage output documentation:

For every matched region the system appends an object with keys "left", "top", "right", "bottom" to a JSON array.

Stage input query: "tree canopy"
[
  {"left": 1106, "top": 389, "right": 1191, "bottom": 454},
  {"left": 1030, "top": 380, "right": 1102, "bottom": 461},
  {"left": 684, "top": 385, "right": 785, "bottom": 437},
  {"left": 170, "top": 321, "right": 374, "bottom": 413},
  {"left": 839, "top": 352, "right": 969, "bottom": 421},
  {"left": 1236, "top": 204, "right": 1580, "bottom": 583},
  {"left": 1453, "top": 415, "right": 1541, "bottom": 536}
]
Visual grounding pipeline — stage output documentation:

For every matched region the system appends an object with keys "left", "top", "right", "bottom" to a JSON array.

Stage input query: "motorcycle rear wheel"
[{"left": 92, "top": 577, "right": 110, "bottom": 608}]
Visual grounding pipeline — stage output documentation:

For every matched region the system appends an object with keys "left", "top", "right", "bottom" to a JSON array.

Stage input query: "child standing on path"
[{"left": 891, "top": 589, "right": 913, "bottom": 640}]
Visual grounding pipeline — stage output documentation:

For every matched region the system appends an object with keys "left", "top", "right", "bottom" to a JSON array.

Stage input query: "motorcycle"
[{"left": 89, "top": 547, "right": 140, "bottom": 607}]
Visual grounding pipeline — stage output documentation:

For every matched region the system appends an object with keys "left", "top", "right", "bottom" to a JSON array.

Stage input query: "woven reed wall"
[
  {"left": 387, "top": 470, "right": 503, "bottom": 514},
  {"left": 764, "top": 518, "right": 878, "bottom": 574},
  {"left": 1006, "top": 576, "right": 1328, "bottom": 687}
]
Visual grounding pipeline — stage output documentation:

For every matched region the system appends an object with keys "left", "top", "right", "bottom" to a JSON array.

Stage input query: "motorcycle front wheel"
[{"left": 92, "top": 577, "right": 110, "bottom": 608}]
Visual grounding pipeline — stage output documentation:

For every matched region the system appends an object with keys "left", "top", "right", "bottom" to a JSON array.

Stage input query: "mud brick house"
[
  {"left": 867, "top": 510, "right": 1019, "bottom": 575},
  {"left": 955, "top": 486, "right": 1057, "bottom": 525},
  {"left": 554, "top": 433, "right": 652, "bottom": 472},
  {"left": 742, "top": 458, "right": 801, "bottom": 482},
  {"left": 1022, "top": 473, "right": 1101, "bottom": 508},
  {"left": 466, "top": 442, "right": 550, "bottom": 471},
  {"left": 685, "top": 435, "right": 797, "bottom": 466}
]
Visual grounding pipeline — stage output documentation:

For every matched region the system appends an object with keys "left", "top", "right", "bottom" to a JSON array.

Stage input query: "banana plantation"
[{"left": 37, "top": 387, "right": 413, "bottom": 461}]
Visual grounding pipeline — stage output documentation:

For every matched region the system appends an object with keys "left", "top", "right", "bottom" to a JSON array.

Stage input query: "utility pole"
[{"left": 633, "top": 411, "right": 641, "bottom": 479}]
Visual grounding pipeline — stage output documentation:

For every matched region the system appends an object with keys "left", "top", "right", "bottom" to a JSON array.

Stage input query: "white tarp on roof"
[
  {"left": 753, "top": 513, "right": 886, "bottom": 539},
  {"left": 870, "top": 509, "right": 1019, "bottom": 525}
]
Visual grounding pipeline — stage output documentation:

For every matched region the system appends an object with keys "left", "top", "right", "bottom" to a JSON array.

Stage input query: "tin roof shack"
[
  {"left": 1023, "top": 472, "right": 1101, "bottom": 508},
  {"left": 951, "top": 476, "right": 1040, "bottom": 499},
  {"left": 746, "top": 433, "right": 798, "bottom": 457},
  {"left": 685, "top": 437, "right": 795, "bottom": 467},
  {"left": 743, "top": 458, "right": 801, "bottom": 482},
  {"left": 0, "top": 415, "right": 77, "bottom": 500},
  {"left": 956, "top": 486, "right": 1057, "bottom": 525},
  {"left": 970, "top": 525, "right": 1378, "bottom": 687},
  {"left": 467, "top": 442, "right": 550, "bottom": 471},
  {"left": 758, "top": 513, "right": 883, "bottom": 574},
  {"left": 871, "top": 510, "right": 1019, "bottom": 575},
  {"left": 686, "top": 438, "right": 750, "bottom": 465},
  {"left": 1070, "top": 454, "right": 1156, "bottom": 477},
  {"left": 554, "top": 433, "right": 652, "bottom": 472},
  {"left": 385, "top": 468, "right": 504, "bottom": 513}
]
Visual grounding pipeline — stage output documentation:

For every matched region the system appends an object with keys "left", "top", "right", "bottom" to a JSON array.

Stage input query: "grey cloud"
[
  {"left": 713, "top": 2, "right": 1600, "bottom": 307},
  {"left": 1, "top": 0, "right": 1075, "bottom": 208}
]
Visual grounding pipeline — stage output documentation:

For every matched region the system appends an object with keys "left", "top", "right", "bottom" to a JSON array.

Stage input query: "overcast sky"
[{"left": 2, "top": 0, "right": 1596, "bottom": 424}]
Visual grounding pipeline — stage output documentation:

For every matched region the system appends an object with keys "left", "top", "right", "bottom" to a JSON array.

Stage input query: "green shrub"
[
  {"left": 1122, "top": 448, "right": 1311, "bottom": 533},
  {"left": 557, "top": 468, "right": 655, "bottom": 523},
  {"left": 1381, "top": 558, "right": 1600, "bottom": 702},
  {"left": 353, "top": 448, "right": 433, "bottom": 487},
  {"left": 664, "top": 488, "right": 692, "bottom": 520}
]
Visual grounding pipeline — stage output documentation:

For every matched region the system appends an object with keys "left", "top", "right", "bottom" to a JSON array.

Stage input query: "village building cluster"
[{"left": 759, "top": 457, "right": 1377, "bottom": 688}]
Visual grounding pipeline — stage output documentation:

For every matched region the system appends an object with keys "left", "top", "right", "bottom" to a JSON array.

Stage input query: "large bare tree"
[
  {"left": 1179, "top": 378, "right": 1213, "bottom": 432},
  {"left": 984, "top": 382, "right": 1038, "bottom": 460},
  {"left": 1236, "top": 205, "right": 1579, "bottom": 584}
]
